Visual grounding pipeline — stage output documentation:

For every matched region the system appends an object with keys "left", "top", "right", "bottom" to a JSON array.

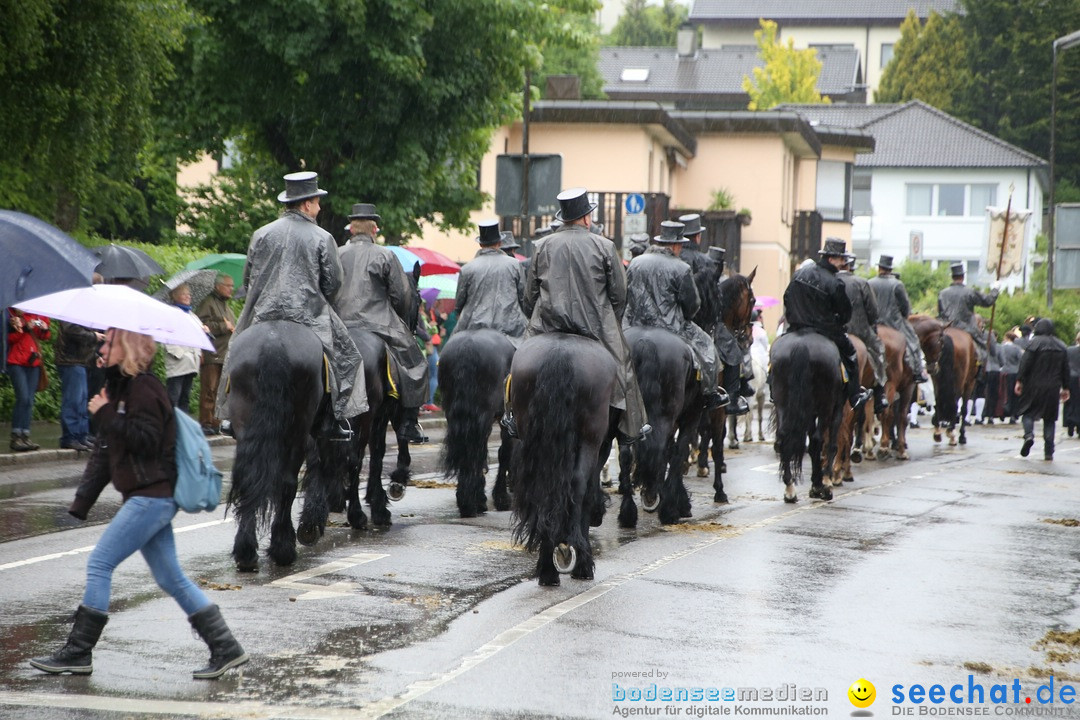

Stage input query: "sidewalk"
[{"left": 0, "top": 413, "right": 446, "bottom": 467}]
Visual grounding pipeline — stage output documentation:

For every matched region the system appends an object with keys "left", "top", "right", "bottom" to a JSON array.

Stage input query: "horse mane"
[{"left": 692, "top": 266, "right": 721, "bottom": 332}]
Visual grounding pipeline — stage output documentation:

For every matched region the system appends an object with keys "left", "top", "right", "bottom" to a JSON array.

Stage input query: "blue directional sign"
[{"left": 624, "top": 193, "right": 645, "bottom": 215}]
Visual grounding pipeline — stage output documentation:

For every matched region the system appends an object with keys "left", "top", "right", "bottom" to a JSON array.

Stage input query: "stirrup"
[
  {"left": 728, "top": 396, "right": 750, "bottom": 416},
  {"left": 326, "top": 418, "right": 353, "bottom": 442},
  {"left": 500, "top": 412, "right": 519, "bottom": 439},
  {"left": 618, "top": 423, "right": 652, "bottom": 447}
]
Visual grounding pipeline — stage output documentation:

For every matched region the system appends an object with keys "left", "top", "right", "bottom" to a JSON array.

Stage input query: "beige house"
[{"left": 417, "top": 100, "right": 874, "bottom": 328}]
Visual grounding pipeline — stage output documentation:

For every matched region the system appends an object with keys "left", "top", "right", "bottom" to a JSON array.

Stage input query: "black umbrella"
[
  {"left": 93, "top": 243, "right": 165, "bottom": 280},
  {"left": 0, "top": 210, "right": 99, "bottom": 310}
]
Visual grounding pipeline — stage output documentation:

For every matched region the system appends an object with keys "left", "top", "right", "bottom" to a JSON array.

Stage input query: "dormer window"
[{"left": 621, "top": 68, "right": 650, "bottom": 82}]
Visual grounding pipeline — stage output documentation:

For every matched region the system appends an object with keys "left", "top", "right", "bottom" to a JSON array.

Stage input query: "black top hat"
[
  {"left": 678, "top": 213, "right": 703, "bottom": 237},
  {"left": 555, "top": 187, "right": 597, "bottom": 222},
  {"left": 348, "top": 202, "right": 381, "bottom": 221},
  {"left": 949, "top": 261, "right": 965, "bottom": 276},
  {"left": 818, "top": 238, "right": 847, "bottom": 257},
  {"left": 654, "top": 220, "right": 687, "bottom": 244},
  {"left": 549, "top": 219, "right": 563, "bottom": 230},
  {"left": 708, "top": 246, "right": 726, "bottom": 262},
  {"left": 499, "top": 230, "right": 521, "bottom": 251},
  {"left": 477, "top": 219, "right": 501, "bottom": 246},
  {"left": 878, "top": 254, "right": 894, "bottom": 271},
  {"left": 278, "top": 171, "right": 328, "bottom": 203}
]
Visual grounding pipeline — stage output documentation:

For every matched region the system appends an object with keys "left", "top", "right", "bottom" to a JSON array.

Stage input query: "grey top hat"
[
  {"left": 949, "top": 261, "right": 965, "bottom": 276},
  {"left": 818, "top": 237, "right": 847, "bottom": 257},
  {"left": 555, "top": 187, "right": 597, "bottom": 222},
  {"left": 348, "top": 202, "right": 381, "bottom": 221},
  {"left": 278, "top": 171, "right": 328, "bottom": 203},
  {"left": 678, "top": 213, "right": 703, "bottom": 238},
  {"left": 877, "top": 254, "right": 894, "bottom": 271},
  {"left": 654, "top": 220, "right": 688, "bottom": 244},
  {"left": 499, "top": 230, "right": 521, "bottom": 251},
  {"left": 549, "top": 219, "right": 563, "bottom": 230},
  {"left": 708, "top": 246, "right": 726, "bottom": 262},
  {"left": 477, "top": 219, "right": 501, "bottom": 246}
]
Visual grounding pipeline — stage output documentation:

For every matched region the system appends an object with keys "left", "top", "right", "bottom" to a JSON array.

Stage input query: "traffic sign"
[
  {"left": 623, "top": 214, "right": 647, "bottom": 234},
  {"left": 624, "top": 193, "right": 645, "bottom": 215}
]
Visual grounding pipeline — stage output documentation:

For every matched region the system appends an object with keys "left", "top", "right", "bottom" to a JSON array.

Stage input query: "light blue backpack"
[{"left": 173, "top": 409, "right": 223, "bottom": 513}]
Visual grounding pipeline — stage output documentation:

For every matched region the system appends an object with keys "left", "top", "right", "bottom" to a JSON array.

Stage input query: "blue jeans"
[
  {"left": 427, "top": 347, "right": 439, "bottom": 405},
  {"left": 58, "top": 364, "right": 89, "bottom": 444},
  {"left": 166, "top": 373, "right": 195, "bottom": 413},
  {"left": 83, "top": 496, "right": 211, "bottom": 616},
  {"left": 7, "top": 364, "right": 39, "bottom": 433}
]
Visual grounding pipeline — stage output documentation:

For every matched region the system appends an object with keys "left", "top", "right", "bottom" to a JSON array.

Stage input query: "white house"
[
  {"left": 688, "top": 0, "right": 961, "bottom": 100},
  {"left": 782, "top": 101, "right": 1048, "bottom": 289}
]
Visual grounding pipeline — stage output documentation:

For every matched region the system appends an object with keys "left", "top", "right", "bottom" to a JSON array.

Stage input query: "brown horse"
[
  {"left": 695, "top": 269, "right": 756, "bottom": 503},
  {"left": 832, "top": 334, "right": 869, "bottom": 485},
  {"left": 910, "top": 314, "right": 978, "bottom": 446},
  {"left": 869, "top": 325, "right": 915, "bottom": 460}
]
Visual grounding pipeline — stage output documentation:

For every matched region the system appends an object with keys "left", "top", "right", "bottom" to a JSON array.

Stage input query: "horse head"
[
  {"left": 720, "top": 267, "right": 757, "bottom": 345},
  {"left": 909, "top": 314, "right": 944, "bottom": 377}
]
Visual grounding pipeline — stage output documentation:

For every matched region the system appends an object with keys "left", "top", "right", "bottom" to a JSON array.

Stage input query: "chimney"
[
  {"left": 545, "top": 74, "right": 581, "bottom": 100},
  {"left": 677, "top": 23, "right": 697, "bottom": 58}
]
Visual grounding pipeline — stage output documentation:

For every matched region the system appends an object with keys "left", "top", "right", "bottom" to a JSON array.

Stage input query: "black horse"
[
  {"left": 695, "top": 269, "right": 756, "bottom": 503},
  {"left": 616, "top": 326, "right": 699, "bottom": 528},
  {"left": 510, "top": 333, "right": 616, "bottom": 586},
  {"left": 438, "top": 329, "right": 516, "bottom": 518},
  {"left": 769, "top": 329, "right": 845, "bottom": 503},
  {"left": 225, "top": 321, "right": 333, "bottom": 570}
]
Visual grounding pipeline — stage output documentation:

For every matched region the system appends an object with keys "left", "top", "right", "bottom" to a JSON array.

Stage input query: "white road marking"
[
  {"left": 0, "top": 517, "right": 234, "bottom": 572},
  {"left": 269, "top": 552, "right": 388, "bottom": 599}
]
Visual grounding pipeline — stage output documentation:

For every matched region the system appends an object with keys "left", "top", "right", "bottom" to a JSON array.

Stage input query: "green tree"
[
  {"left": 163, "top": 0, "right": 599, "bottom": 242},
  {"left": 742, "top": 20, "right": 828, "bottom": 110},
  {"left": 607, "top": 0, "right": 688, "bottom": 47},
  {"left": 538, "top": 12, "right": 606, "bottom": 100},
  {"left": 0, "top": 0, "right": 191, "bottom": 232},
  {"left": 954, "top": 0, "right": 1080, "bottom": 188},
  {"left": 876, "top": 10, "right": 970, "bottom": 110}
]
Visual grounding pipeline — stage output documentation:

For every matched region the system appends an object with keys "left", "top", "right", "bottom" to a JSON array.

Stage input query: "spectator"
[
  {"left": 1064, "top": 332, "right": 1080, "bottom": 437},
  {"left": 1016, "top": 319, "right": 1070, "bottom": 461},
  {"left": 422, "top": 304, "right": 441, "bottom": 412},
  {"left": 7, "top": 309, "right": 50, "bottom": 452},
  {"left": 163, "top": 284, "right": 209, "bottom": 412},
  {"left": 999, "top": 330, "right": 1022, "bottom": 423},
  {"left": 195, "top": 273, "right": 236, "bottom": 435},
  {"left": 29, "top": 328, "right": 247, "bottom": 679},
  {"left": 54, "top": 320, "right": 105, "bottom": 451},
  {"left": 980, "top": 331, "right": 1004, "bottom": 425}
]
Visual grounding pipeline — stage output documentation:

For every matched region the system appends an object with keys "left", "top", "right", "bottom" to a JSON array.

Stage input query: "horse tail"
[
  {"left": 228, "top": 350, "right": 296, "bottom": 529},
  {"left": 630, "top": 337, "right": 667, "bottom": 490},
  {"left": 440, "top": 341, "right": 492, "bottom": 485},
  {"left": 777, "top": 341, "right": 813, "bottom": 483},
  {"left": 935, "top": 333, "right": 957, "bottom": 426},
  {"left": 511, "top": 351, "right": 578, "bottom": 553}
]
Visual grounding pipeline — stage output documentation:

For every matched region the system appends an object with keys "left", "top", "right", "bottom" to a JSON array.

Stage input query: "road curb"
[{"left": 0, "top": 416, "right": 447, "bottom": 467}]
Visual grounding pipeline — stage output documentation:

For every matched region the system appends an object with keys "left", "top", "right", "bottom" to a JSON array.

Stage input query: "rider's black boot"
[
  {"left": 400, "top": 407, "right": 427, "bottom": 444},
  {"left": 873, "top": 385, "right": 889, "bottom": 415},
  {"left": 704, "top": 388, "right": 730, "bottom": 410},
  {"left": 500, "top": 410, "right": 519, "bottom": 439}
]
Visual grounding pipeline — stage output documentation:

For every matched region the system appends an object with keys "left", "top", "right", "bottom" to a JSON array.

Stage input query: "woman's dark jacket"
[{"left": 69, "top": 369, "right": 177, "bottom": 519}]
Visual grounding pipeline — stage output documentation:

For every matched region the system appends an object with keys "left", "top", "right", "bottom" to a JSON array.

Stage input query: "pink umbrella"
[
  {"left": 754, "top": 295, "right": 780, "bottom": 309},
  {"left": 388, "top": 246, "right": 460, "bottom": 276},
  {"left": 14, "top": 284, "right": 214, "bottom": 351}
]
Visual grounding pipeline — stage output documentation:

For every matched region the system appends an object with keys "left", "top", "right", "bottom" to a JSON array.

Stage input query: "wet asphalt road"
[{"left": 1, "top": 418, "right": 1080, "bottom": 719}]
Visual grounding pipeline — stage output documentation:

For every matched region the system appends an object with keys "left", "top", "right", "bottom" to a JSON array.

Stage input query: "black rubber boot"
[
  {"left": 704, "top": 389, "right": 730, "bottom": 410},
  {"left": 400, "top": 407, "right": 427, "bottom": 444},
  {"left": 1044, "top": 440, "right": 1054, "bottom": 461},
  {"left": 189, "top": 604, "right": 249, "bottom": 680},
  {"left": 29, "top": 605, "right": 108, "bottom": 675},
  {"left": 729, "top": 396, "right": 750, "bottom": 416},
  {"left": 849, "top": 386, "right": 871, "bottom": 412},
  {"left": 617, "top": 423, "right": 653, "bottom": 448},
  {"left": 1020, "top": 434, "right": 1034, "bottom": 457},
  {"left": 873, "top": 385, "right": 889, "bottom": 415}
]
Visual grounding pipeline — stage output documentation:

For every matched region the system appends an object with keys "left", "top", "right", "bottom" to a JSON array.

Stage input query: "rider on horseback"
[
  {"left": 623, "top": 220, "right": 729, "bottom": 410},
  {"left": 503, "top": 187, "right": 651, "bottom": 447},
  {"left": 219, "top": 172, "right": 367, "bottom": 440},
  {"left": 335, "top": 202, "right": 430, "bottom": 444},
  {"left": 678, "top": 214, "right": 750, "bottom": 416},
  {"left": 455, "top": 220, "right": 528, "bottom": 345},
  {"left": 837, "top": 254, "right": 890, "bottom": 415},
  {"left": 938, "top": 262, "right": 999, "bottom": 368},
  {"left": 868, "top": 255, "right": 930, "bottom": 384},
  {"left": 782, "top": 238, "right": 872, "bottom": 412}
]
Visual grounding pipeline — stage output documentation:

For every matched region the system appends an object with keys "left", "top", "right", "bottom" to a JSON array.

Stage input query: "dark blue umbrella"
[
  {"left": 0, "top": 210, "right": 99, "bottom": 310},
  {"left": 93, "top": 243, "right": 165, "bottom": 280}
]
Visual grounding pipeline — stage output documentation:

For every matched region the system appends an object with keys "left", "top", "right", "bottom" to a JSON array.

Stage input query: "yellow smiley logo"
[{"left": 848, "top": 678, "right": 876, "bottom": 708}]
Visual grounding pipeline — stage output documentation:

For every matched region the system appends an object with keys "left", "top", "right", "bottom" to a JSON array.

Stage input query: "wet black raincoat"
[
  {"left": 1016, "top": 319, "right": 1069, "bottom": 421},
  {"left": 455, "top": 247, "right": 527, "bottom": 346}
]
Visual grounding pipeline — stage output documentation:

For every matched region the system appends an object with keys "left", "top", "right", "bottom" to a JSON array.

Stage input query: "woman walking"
[{"left": 29, "top": 328, "right": 247, "bottom": 679}]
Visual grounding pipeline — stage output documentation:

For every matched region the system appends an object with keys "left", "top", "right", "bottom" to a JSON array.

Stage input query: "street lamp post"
[{"left": 1047, "top": 29, "right": 1080, "bottom": 309}]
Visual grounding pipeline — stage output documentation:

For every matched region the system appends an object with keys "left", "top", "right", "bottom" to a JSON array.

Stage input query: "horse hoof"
[
  {"left": 601, "top": 479, "right": 613, "bottom": 488},
  {"left": 783, "top": 495, "right": 798, "bottom": 504},
  {"left": 728, "top": 441, "right": 739, "bottom": 450},
  {"left": 850, "top": 449, "right": 863, "bottom": 464},
  {"left": 714, "top": 492, "right": 729, "bottom": 504},
  {"left": 459, "top": 508, "right": 478, "bottom": 519},
  {"left": 877, "top": 449, "right": 890, "bottom": 460},
  {"left": 933, "top": 432, "right": 942, "bottom": 443},
  {"left": 236, "top": 561, "right": 259, "bottom": 573},
  {"left": 539, "top": 575, "right": 561, "bottom": 587},
  {"left": 843, "top": 475, "right": 854, "bottom": 483},
  {"left": 898, "top": 451, "right": 910, "bottom": 461},
  {"left": 808, "top": 487, "right": 833, "bottom": 501},
  {"left": 387, "top": 482, "right": 406, "bottom": 502},
  {"left": 696, "top": 466, "right": 709, "bottom": 478},
  {"left": 296, "top": 526, "right": 320, "bottom": 546},
  {"left": 553, "top": 544, "right": 576, "bottom": 574},
  {"left": 958, "top": 436, "right": 967, "bottom": 445},
  {"left": 641, "top": 490, "right": 660, "bottom": 512}
]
